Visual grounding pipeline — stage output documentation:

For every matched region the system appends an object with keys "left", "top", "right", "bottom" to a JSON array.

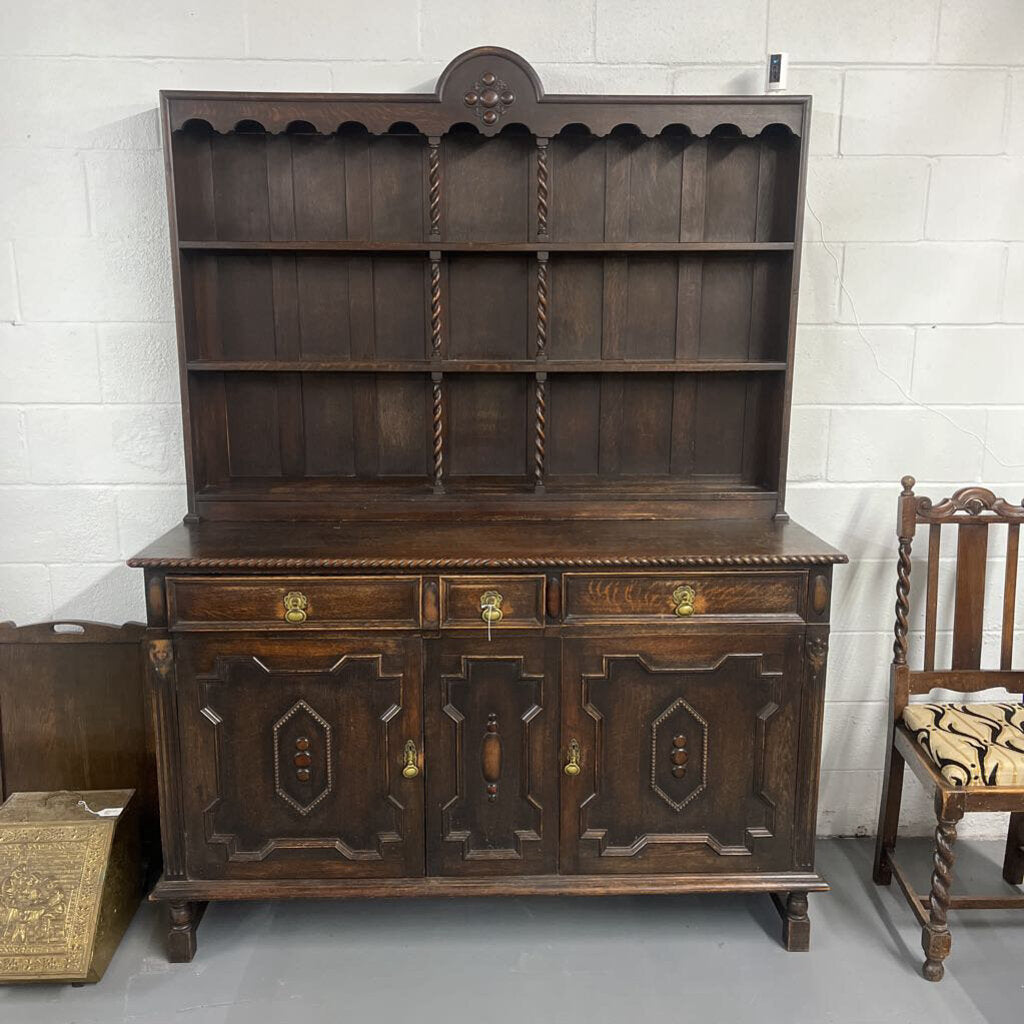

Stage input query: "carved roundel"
[
  {"left": 272, "top": 700, "right": 332, "bottom": 815},
  {"left": 651, "top": 697, "right": 708, "bottom": 811},
  {"left": 464, "top": 71, "right": 516, "bottom": 125}
]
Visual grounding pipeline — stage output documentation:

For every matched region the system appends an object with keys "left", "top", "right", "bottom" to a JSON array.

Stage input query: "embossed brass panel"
[{"left": 0, "top": 789, "right": 139, "bottom": 984}]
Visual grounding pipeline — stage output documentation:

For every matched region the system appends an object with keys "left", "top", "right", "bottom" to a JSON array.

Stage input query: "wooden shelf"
[
  {"left": 167, "top": 55, "right": 806, "bottom": 517},
  {"left": 196, "top": 476, "right": 774, "bottom": 501},
  {"left": 186, "top": 359, "right": 789, "bottom": 374},
  {"left": 179, "top": 240, "right": 795, "bottom": 254}
]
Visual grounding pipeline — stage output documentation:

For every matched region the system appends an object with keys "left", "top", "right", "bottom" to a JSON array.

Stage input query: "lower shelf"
[{"left": 152, "top": 871, "right": 829, "bottom": 902}]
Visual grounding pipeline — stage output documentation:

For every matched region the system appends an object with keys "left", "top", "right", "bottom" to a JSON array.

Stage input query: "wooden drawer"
[
  {"left": 439, "top": 576, "right": 546, "bottom": 630},
  {"left": 166, "top": 576, "right": 422, "bottom": 630},
  {"left": 562, "top": 572, "right": 803, "bottom": 621}
]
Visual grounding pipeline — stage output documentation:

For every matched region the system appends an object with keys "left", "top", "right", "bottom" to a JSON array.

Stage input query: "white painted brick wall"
[{"left": 2, "top": 1, "right": 1022, "bottom": 841}]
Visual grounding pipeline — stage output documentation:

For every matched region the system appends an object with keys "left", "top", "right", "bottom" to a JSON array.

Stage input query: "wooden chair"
[{"left": 873, "top": 477, "right": 1024, "bottom": 981}]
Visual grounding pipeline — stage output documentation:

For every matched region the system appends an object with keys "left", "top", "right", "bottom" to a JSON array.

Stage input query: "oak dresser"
[{"left": 130, "top": 47, "right": 846, "bottom": 961}]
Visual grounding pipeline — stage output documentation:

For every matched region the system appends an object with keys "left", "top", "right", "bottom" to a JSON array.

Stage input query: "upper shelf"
[
  {"left": 179, "top": 241, "right": 795, "bottom": 254},
  {"left": 162, "top": 46, "right": 808, "bottom": 141}
]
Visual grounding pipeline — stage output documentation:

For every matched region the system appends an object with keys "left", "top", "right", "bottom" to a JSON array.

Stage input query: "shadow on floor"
[{"left": 0, "top": 839, "right": 1019, "bottom": 1024}]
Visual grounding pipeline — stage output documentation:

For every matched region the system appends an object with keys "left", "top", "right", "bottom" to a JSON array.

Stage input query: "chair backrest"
[{"left": 891, "top": 476, "right": 1024, "bottom": 711}]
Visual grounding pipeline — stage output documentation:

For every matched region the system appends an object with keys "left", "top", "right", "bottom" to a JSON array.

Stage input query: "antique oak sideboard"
[{"left": 130, "top": 48, "right": 846, "bottom": 962}]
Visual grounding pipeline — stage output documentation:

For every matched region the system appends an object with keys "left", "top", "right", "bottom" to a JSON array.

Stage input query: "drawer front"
[
  {"left": 563, "top": 571, "right": 803, "bottom": 621},
  {"left": 167, "top": 576, "right": 422, "bottom": 630},
  {"left": 439, "top": 576, "right": 546, "bottom": 630}
]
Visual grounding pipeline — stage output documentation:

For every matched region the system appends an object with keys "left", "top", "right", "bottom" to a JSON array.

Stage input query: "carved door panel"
[
  {"left": 175, "top": 635, "right": 424, "bottom": 879},
  {"left": 425, "top": 638, "right": 558, "bottom": 875},
  {"left": 561, "top": 633, "right": 803, "bottom": 874}
]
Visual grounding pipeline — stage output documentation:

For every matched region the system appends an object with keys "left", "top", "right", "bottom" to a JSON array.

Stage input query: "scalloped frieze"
[{"left": 165, "top": 47, "right": 805, "bottom": 140}]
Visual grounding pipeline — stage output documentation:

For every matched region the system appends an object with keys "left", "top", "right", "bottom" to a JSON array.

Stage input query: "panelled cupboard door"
[
  {"left": 560, "top": 634, "right": 803, "bottom": 874},
  {"left": 425, "top": 638, "right": 558, "bottom": 875},
  {"left": 175, "top": 635, "right": 424, "bottom": 879}
]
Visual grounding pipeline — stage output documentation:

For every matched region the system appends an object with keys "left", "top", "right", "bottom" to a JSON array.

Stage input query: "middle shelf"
[{"left": 180, "top": 248, "right": 795, "bottom": 365}]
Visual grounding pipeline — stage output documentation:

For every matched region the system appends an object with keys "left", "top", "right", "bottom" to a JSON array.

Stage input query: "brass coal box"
[{"left": 0, "top": 789, "right": 139, "bottom": 984}]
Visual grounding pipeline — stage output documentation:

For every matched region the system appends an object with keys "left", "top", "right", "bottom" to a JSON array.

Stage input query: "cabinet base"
[
  {"left": 153, "top": 871, "right": 827, "bottom": 903},
  {"left": 152, "top": 873, "right": 825, "bottom": 962}
]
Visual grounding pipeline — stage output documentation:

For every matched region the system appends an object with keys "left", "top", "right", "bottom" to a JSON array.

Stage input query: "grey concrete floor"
[{"left": 0, "top": 838, "right": 1020, "bottom": 1024}]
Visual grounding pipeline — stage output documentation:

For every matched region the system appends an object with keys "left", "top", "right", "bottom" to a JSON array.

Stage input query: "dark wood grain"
[
  {"left": 438, "top": 575, "right": 545, "bottom": 629},
  {"left": 924, "top": 523, "right": 941, "bottom": 671},
  {"left": 162, "top": 48, "right": 810, "bottom": 519},
  {"left": 152, "top": 870, "right": 829, "bottom": 901},
  {"left": 951, "top": 523, "right": 988, "bottom": 670},
  {"left": 0, "top": 621, "right": 158, "bottom": 870},
  {"left": 130, "top": 519, "right": 846, "bottom": 571},
  {"left": 560, "top": 633, "right": 800, "bottom": 875},
  {"left": 561, "top": 571, "right": 803, "bottom": 621},
  {"left": 873, "top": 478, "right": 1024, "bottom": 982},
  {"left": 425, "top": 637, "right": 557, "bottom": 875},
  {"left": 174, "top": 635, "right": 424, "bottom": 880},
  {"left": 1001, "top": 523, "right": 1019, "bottom": 670},
  {"left": 166, "top": 575, "right": 422, "bottom": 630},
  {"left": 141, "top": 48, "right": 841, "bottom": 962}
]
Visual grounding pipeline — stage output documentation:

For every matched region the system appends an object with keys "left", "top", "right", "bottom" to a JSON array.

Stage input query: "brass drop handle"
[
  {"left": 563, "top": 738, "right": 581, "bottom": 777},
  {"left": 480, "top": 590, "right": 503, "bottom": 624},
  {"left": 480, "top": 589, "right": 503, "bottom": 641},
  {"left": 283, "top": 591, "right": 308, "bottom": 624},
  {"left": 672, "top": 585, "right": 695, "bottom": 617},
  {"left": 402, "top": 739, "right": 421, "bottom": 779}
]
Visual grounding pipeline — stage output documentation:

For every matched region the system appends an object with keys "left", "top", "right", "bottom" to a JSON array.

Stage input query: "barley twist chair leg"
[{"left": 921, "top": 816, "right": 958, "bottom": 982}]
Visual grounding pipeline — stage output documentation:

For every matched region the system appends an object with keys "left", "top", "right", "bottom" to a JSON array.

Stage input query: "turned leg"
[
  {"left": 782, "top": 891, "right": 810, "bottom": 951},
  {"left": 921, "top": 817, "right": 958, "bottom": 982},
  {"left": 770, "top": 891, "right": 811, "bottom": 951},
  {"left": 873, "top": 745, "right": 905, "bottom": 885},
  {"left": 1002, "top": 812, "right": 1024, "bottom": 886},
  {"left": 167, "top": 900, "right": 207, "bottom": 963}
]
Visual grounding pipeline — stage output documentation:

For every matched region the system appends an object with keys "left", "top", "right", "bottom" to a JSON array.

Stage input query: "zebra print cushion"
[{"left": 902, "top": 703, "right": 1024, "bottom": 787}]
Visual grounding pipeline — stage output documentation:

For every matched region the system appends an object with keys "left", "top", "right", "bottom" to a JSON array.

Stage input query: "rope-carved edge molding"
[{"left": 128, "top": 553, "right": 848, "bottom": 570}]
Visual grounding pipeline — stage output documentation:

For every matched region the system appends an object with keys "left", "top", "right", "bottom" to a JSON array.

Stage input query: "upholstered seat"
[{"left": 902, "top": 703, "right": 1024, "bottom": 787}]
